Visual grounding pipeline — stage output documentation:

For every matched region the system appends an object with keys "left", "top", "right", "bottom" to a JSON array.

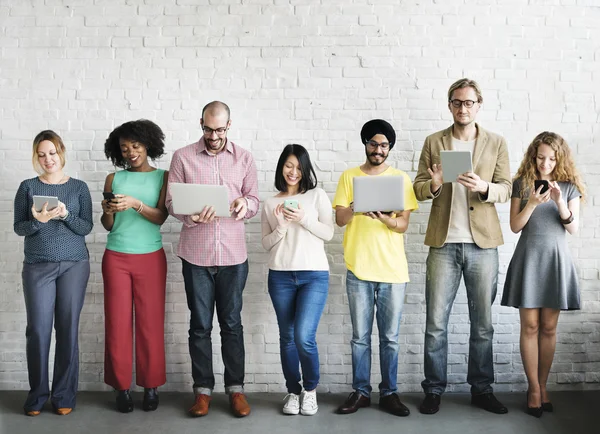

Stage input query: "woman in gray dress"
[{"left": 501, "top": 132, "right": 586, "bottom": 418}]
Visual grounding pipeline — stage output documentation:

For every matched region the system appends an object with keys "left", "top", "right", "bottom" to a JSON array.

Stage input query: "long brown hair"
[{"left": 514, "top": 131, "right": 586, "bottom": 201}]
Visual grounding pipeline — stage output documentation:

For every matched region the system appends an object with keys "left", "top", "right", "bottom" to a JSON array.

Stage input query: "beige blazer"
[{"left": 413, "top": 124, "right": 512, "bottom": 248}]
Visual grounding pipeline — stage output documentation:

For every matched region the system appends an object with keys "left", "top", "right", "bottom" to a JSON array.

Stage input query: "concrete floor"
[{"left": 0, "top": 391, "right": 597, "bottom": 434}]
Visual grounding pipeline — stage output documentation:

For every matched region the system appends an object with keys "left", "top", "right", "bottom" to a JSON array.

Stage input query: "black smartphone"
[
  {"left": 103, "top": 192, "right": 116, "bottom": 201},
  {"left": 534, "top": 180, "right": 549, "bottom": 194}
]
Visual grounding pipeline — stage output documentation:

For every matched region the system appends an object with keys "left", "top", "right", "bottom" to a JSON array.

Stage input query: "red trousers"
[{"left": 102, "top": 248, "right": 167, "bottom": 389}]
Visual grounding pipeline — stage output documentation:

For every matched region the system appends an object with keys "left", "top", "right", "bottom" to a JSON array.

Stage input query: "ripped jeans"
[{"left": 421, "top": 243, "right": 498, "bottom": 396}]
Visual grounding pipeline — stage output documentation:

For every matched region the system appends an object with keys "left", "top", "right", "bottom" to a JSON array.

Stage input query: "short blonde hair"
[
  {"left": 32, "top": 130, "right": 66, "bottom": 174},
  {"left": 448, "top": 78, "right": 483, "bottom": 104}
]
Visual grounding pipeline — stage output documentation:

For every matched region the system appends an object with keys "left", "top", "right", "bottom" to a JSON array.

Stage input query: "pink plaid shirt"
[{"left": 166, "top": 138, "right": 259, "bottom": 267}]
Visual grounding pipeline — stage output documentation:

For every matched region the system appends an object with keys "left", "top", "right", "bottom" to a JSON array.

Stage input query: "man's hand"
[
  {"left": 428, "top": 163, "right": 443, "bottom": 194},
  {"left": 230, "top": 197, "right": 248, "bottom": 221},
  {"left": 457, "top": 172, "right": 488, "bottom": 194},
  {"left": 191, "top": 206, "right": 216, "bottom": 224},
  {"left": 364, "top": 211, "right": 395, "bottom": 226}
]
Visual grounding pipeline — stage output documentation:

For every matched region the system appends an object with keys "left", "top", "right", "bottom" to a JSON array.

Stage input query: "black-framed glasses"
[
  {"left": 366, "top": 140, "right": 390, "bottom": 150},
  {"left": 449, "top": 99, "right": 478, "bottom": 108},
  {"left": 202, "top": 126, "right": 228, "bottom": 135}
]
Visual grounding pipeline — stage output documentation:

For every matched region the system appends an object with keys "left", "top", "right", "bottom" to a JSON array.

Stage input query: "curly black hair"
[{"left": 104, "top": 119, "right": 166, "bottom": 168}]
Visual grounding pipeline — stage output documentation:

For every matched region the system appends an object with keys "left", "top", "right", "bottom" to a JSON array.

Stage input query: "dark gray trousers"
[{"left": 22, "top": 260, "right": 89, "bottom": 411}]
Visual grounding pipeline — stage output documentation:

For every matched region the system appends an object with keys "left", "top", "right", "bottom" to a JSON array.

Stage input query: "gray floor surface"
[{"left": 0, "top": 391, "right": 597, "bottom": 434}]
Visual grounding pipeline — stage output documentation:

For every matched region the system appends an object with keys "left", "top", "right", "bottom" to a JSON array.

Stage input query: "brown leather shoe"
[
  {"left": 55, "top": 408, "right": 72, "bottom": 416},
  {"left": 337, "top": 391, "right": 371, "bottom": 414},
  {"left": 229, "top": 392, "right": 251, "bottom": 417},
  {"left": 189, "top": 394, "right": 211, "bottom": 417},
  {"left": 25, "top": 410, "right": 41, "bottom": 417}
]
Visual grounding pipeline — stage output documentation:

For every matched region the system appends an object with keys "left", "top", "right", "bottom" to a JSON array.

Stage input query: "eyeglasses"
[
  {"left": 202, "top": 126, "right": 228, "bottom": 135},
  {"left": 366, "top": 140, "right": 390, "bottom": 150},
  {"left": 449, "top": 99, "right": 478, "bottom": 108}
]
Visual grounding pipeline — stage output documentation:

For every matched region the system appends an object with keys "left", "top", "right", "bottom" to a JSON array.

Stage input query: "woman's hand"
[
  {"left": 528, "top": 184, "right": 551, "bottom": 207},
  {"left": 31, "top": 202, "right": 61, "bottom": 223},
  {"left": 101, "top": 199, "right": 118, "bottom": 215},
  {"left": 281, "top": 202, "right": 305, "bottom": 223},
  {"left": 274, "top": 203, "right": 291, "bottom": 229},
  {"left": 110, "top": 194, "right": 140, "bottom": 213},
  {"left": 549, "top": 181, "right": 563, "bottom": 205},
  {"left": 57, "top": 201, "right": 68, "bottom": 219}
]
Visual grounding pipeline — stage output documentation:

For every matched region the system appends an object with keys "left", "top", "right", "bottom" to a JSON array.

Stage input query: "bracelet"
[
  {"left": 136, "top": 202, "right": 144, "bottom": 214},
  {"left": 559, "top": 210, "right": 574, "bottom": 225},
  {"left": 59, "top": 209, "right": 69, "bottom": 220}
]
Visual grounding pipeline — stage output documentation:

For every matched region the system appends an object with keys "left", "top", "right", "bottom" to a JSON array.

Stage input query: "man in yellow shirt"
[{"left": 333, "top": 119, "right": 418, "bottom": 417}]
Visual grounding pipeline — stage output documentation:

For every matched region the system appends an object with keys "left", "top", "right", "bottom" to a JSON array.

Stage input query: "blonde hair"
[
  {"left": 32, "top": 130, "right": 66, "bottom": 174},
  {"left": 448, "top": 78, "right": 483, "bottom": 104},
  {"left": 514, "top": 131, "right": 586, "bottom": 201}
]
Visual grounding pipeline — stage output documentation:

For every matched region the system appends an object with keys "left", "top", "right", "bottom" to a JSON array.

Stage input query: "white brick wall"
[{"left": 1, "top": 0, "right": 599, "bottom": 394}]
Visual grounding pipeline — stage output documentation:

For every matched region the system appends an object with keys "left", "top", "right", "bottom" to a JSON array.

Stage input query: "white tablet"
[
  {"left": 33, "top": 195, "right": 59, "bottom": 212},
  {"left": 353, "top": 176, "right": 405, "bottom": 213},
  {"left": 169, "top": 183, "right": 231, "bottom": 217},
  {"left": 440, "top": 150, "right": 473, "bottom": 183}
]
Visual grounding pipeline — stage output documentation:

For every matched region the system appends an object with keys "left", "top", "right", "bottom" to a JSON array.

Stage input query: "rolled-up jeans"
[
  {"left": 421, "top": 243, "right": 498, "bottom": 396},
  {"left": 346, "top": 270, "right": 406, "bottom": 398},
  {"left": 268, "top": 270, "right": 329, "bottom": 394},
  {"left": 182, "top": 259, "right": 248, "bottom": 393}
]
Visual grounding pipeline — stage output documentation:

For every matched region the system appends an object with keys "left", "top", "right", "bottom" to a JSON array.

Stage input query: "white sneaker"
[
  {"left": 301, "top": 389, "right": 318, "bottom": 415},
  {"left": 283, "top": 393, "right": 300, "bottom": 415}
]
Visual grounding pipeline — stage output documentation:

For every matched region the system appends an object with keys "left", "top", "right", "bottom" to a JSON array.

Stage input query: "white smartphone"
[{"left": 33, "top": 195, "right": 59, "bottom": 212}]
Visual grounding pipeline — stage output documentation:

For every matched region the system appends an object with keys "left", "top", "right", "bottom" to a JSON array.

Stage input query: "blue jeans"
[
  {"left": 22, "top": 260, "right": 90, "bottom": 411},
  {"left": 346, "top": 270, "right": 406, "bottom": 397},
  {"left": 181, "top": 259, "right": 248, "bottom": 392},
  {"left": 268, "top": 270, "right": 329, "bottom": 394},
  {"left": 422, "top": 243, "right": 498, "bottom": 396}
]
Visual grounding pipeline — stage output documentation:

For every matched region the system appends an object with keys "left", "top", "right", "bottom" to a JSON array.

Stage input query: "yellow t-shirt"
[{"left": 332, "top": 166, "right": 418, "bottom": 283}]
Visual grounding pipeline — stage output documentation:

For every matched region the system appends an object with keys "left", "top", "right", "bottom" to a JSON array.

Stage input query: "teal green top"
[{"left": 106, "top": 169, "right": 165, "bottom": 254}]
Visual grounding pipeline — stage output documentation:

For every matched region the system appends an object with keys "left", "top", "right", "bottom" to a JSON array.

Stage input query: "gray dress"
[{"left": 501, "top": 179, "right": 580, "bottom": 310}]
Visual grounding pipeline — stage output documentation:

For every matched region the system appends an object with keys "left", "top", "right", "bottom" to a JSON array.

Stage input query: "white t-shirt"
[
  {"left": 445, "top": 137, "right": 475, "bottom": 244},
  {"left": 261, "top": 187, "right": 334, "bottom": 271}
]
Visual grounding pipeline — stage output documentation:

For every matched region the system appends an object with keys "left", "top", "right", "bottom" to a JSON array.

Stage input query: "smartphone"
[
  {"left": 284, "top": 199, "right": 298, "bottom": 210},
  {"left": 534, "top": 180, "right": 549, "bottom": 194},
  {"left": 103, "top": 192, "right": 116, "bottom": 202},
  {"left": 33, "top": 195, "right": 59, "bottom": 212}
]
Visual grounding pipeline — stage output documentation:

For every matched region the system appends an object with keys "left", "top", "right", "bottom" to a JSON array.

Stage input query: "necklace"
[{"left": 40, "top": 174, "right": 67, "bottom": 185}]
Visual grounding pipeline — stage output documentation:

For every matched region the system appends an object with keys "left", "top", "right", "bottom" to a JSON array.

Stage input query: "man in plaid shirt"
[{"left": 166, "top": 101, "right": 259, "bottom": 418}]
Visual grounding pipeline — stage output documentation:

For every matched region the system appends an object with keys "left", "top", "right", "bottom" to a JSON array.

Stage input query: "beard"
[
  {"left": 366, "top": 150, "right": 388, "bottom": 166},
  {"left": 206, "top": 137, "right": 226, "bottom": 152}
]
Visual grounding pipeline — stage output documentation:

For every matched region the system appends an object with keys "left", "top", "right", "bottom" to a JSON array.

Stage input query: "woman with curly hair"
[
  {"left": 501, "top": 131, "right": 585, "bottom": 418},
  {"left": 101, "top": 119, "right": 169, "bottom": 413}
]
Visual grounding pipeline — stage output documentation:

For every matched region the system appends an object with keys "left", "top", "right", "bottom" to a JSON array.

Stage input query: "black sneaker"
[
  {"left": 419, "top": 393, "right": 441, "bottom": 415},
  {"left": 471, "top": 393, "right": 508, "bottom": 414}
]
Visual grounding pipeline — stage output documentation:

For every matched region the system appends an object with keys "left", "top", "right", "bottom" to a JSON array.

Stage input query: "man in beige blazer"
[{"left": 413, "top": 78, "right": 511, "bottom": 415}]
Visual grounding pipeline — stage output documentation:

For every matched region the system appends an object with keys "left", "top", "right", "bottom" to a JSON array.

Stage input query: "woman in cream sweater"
[{"left": 261, "top": 144, "right": 334, "bottom": 416}]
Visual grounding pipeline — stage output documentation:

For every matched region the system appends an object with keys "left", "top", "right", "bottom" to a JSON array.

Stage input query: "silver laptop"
[
  {"left": 169, "top": 183, "right": 231, "bottom": 217},
  {"left": 353, "top": 176, "right": 405, "bottom": 213}
]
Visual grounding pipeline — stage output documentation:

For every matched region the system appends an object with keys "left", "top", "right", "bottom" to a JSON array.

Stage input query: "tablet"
[
  {"left": 33, "top": 195, "right": 59, "bottom": 212},
  {"left": 169, "top": 183, "right": 231, "bottom": 217},
  {"left": 353, "top": 176, "right": 404, "bottom": 213},
  {"left": 440, "top": 150, "right": 473, "bottom": 183}
]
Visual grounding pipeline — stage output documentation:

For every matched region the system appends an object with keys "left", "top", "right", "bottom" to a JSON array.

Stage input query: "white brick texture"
[{"left": 0, "top": 0, "right": 599, "bottom": 394}]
